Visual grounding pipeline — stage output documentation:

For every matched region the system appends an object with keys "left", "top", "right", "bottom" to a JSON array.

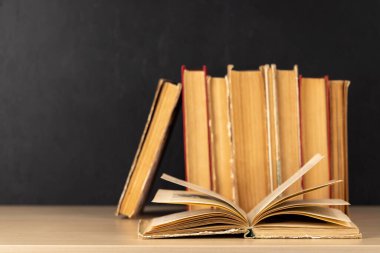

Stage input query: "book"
[
  {"left": 268, "top": 65, "right": 302, "bottom": 196},
  {"left": 116, "top": 79, "right": 182, "bottom": 217},
  {"left": 299, "top": 76, "right": 331, "bottom": 199},
  {"left": 138, "top": 154, "right": 361, "bottom": 239},
  {"left": 182, "top": 66, "right": 213, "bottom": 195},
  {"left": 227, "top": 65, "right": 271, "bottom": 211},
  {"left": 329, "top": 80, "right": 350, "bottom": 213},
  {"left": 261, "top": 64, "right": 280, "bottom": 191},
  {"left": 206, "top": 76, "right": 237, "bottom": 201}
]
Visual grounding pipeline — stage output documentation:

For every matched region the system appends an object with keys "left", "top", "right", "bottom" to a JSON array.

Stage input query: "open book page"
[
  {"left": 254, "top": 206, "right": 353, "bottom": 227},
  {"left": 152, "top": 189, "right": 246, "bottom": 222},
  {"left": 161, "top": 174, "right": 247, "bottom": 222},
  {"left": 255, "top": 180, "right": 343, "bottom": 222},
  {"left": 271, "top": 180, "right": 342, "bottom": 206},
  {"left": 247, "top": 154, "right": 324, "bottom": 222},
  {"left": 255, "top": 220, "right": 353, "bottom": 229},
  {"left": 140, "top": 208, "right": 246, "bottom": 238},
  {"left": 269, "top": 198, "right": 349, "bottom": 212},
  {"left": 253, "top": 220, "right": 360, "bottom": 239},
  {"left": 256, "top": 199, "right": 349, "bottom": 223}
]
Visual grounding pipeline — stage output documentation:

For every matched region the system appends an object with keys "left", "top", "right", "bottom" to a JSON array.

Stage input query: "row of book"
[{"left": 116, "top": 64, "right": 350, "bottom": 218}]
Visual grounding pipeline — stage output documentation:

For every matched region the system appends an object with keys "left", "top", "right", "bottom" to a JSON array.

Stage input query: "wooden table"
[{"left": 0, "top": 206, "right": 379, "bottom": 252}]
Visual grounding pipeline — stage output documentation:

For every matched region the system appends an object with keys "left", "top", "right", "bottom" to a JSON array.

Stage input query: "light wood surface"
[{"left": 0, "top": 206, "right": 379, "bottom": 253}]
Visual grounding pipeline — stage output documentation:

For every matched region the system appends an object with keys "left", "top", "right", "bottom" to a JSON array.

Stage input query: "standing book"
[
  {"left": 269, "top": 65, "right": 302, "bottom": 196},
  {"left": 329, "top": 80, "right": 350, "bottom": 213},
  {"left": 227, "top": 65, "right": 271, "bottom": 211},
  {"left": 138, "top": 154, "right": 361, "bottom": 239},
  {"left": 181, "top": 66, "right": 213, "bottom": 195},
  {"left": 299, "top": 76, "right": 331, "bottom": 199},
  {"left": 207, "top": 76, "right": 236, "bottom": 201}
]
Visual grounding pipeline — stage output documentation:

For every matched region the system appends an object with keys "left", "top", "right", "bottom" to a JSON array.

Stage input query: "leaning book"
[
  {"left": 138, "top": 154, "right": 361, "bottom": 239},
  {"left": 117, "top": 79, "right": 182, "bottom": 218}
]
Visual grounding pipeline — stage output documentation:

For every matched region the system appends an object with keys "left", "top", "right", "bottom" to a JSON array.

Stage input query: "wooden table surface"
[{"left": 0, "top": 205, "right": 379, "bottom": 253}]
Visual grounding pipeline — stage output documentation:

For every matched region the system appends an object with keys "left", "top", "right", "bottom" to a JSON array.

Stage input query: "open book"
[{"left": 139, "top": 154, "right": 361, "bottom": 239}]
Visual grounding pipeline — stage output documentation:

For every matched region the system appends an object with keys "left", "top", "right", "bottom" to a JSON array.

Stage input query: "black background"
[{"left": 0, "top": 0, "right": 379, "bottom": 205}]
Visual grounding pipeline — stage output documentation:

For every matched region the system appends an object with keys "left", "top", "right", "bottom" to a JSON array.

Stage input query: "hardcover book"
[
  {"left": 267, "top": 65, "right": 302, "bottom": 196},
  {"left": 116, "top": 80, "right": 182, "bottom": 217},
  {"left": 181, "top": 66, "right": 213, "bottom": 204},
  {"left": 329, "top": 80, "right": 350, "bottom": 213},
  {"left": 227, "top": 65, "right": 271, "bottom": 211},
  {"left": 206, "top": 76, "right": 236, "bottom": 201},
  {"left": 299, "top": 76, "right": 331, "bottom": 199}
]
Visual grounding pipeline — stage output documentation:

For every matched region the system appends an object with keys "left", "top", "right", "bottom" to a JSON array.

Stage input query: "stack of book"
[{"left": 116, "top": 64, "right": 359, "bottom": 239}]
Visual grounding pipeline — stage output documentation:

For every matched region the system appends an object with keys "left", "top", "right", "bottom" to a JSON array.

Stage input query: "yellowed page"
[
  {"left": 263, "top": 179, "right": 342, "bottom": 215},
  {"left": 146, "top": 209, "right": 215, "bottom": 230},
  {"left": 254, "top": 220, "right": 353, "bottom": 228},
  {"left": 253, "top": 220, "right": 361, "bottom": 239},
  {"left": 161, "top": 174, "right": 247, "bottom": 222},
  {"left": 254, "top": 206, "right": 352, "bottom": 227},
  {"left": 140, "top": 209, "right": 246, "bottom": 238},
  {"left": 247, "top": 154, "right": 323, "bottom": 222},
  {"left": 258, "top": 199, "right": 349, "bottom": 221},
  {"left": 149, "top": 210, "right": 243, "bottom": 230},
  {"left": 272, "top": 198, "right": 348, "bottom": 210},
  {"left": 152, "top": 189, "right": 244, "bottom": 219}
]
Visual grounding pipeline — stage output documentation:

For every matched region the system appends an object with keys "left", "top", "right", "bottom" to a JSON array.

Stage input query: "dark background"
[{"left": 0, "top": 0, "right": 379, "bottom": 205}]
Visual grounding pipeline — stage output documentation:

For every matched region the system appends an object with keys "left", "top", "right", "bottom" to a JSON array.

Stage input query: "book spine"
[
  {"left": 206, "top": 76, "right": 216, "bottom": 192},
  {"left": 203, "top": 65, "right": 214, "bottom": 191},
  {"left": 298, "top": 75, "right": 304, "bottom": 190},
  {"left": 226, "top": 65, "right": 239, "bottom": 203},
  {"left": 262, "top": 64, "right": 274, "bottom": 192},
  {"left": 294, "top": 66, "right": 302, "bottom": 176},
  {"left": 271, "top": 65, "right": 282, "bottom": 189},
  {"left": 325, "top": 76, "right": 332, "bottom": 198},
  {"left": 343, "top": 81, "right": 350, "bottom": 214},
  {"left": 181, "top": 65, "right": 189, "bottom": 186}
]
